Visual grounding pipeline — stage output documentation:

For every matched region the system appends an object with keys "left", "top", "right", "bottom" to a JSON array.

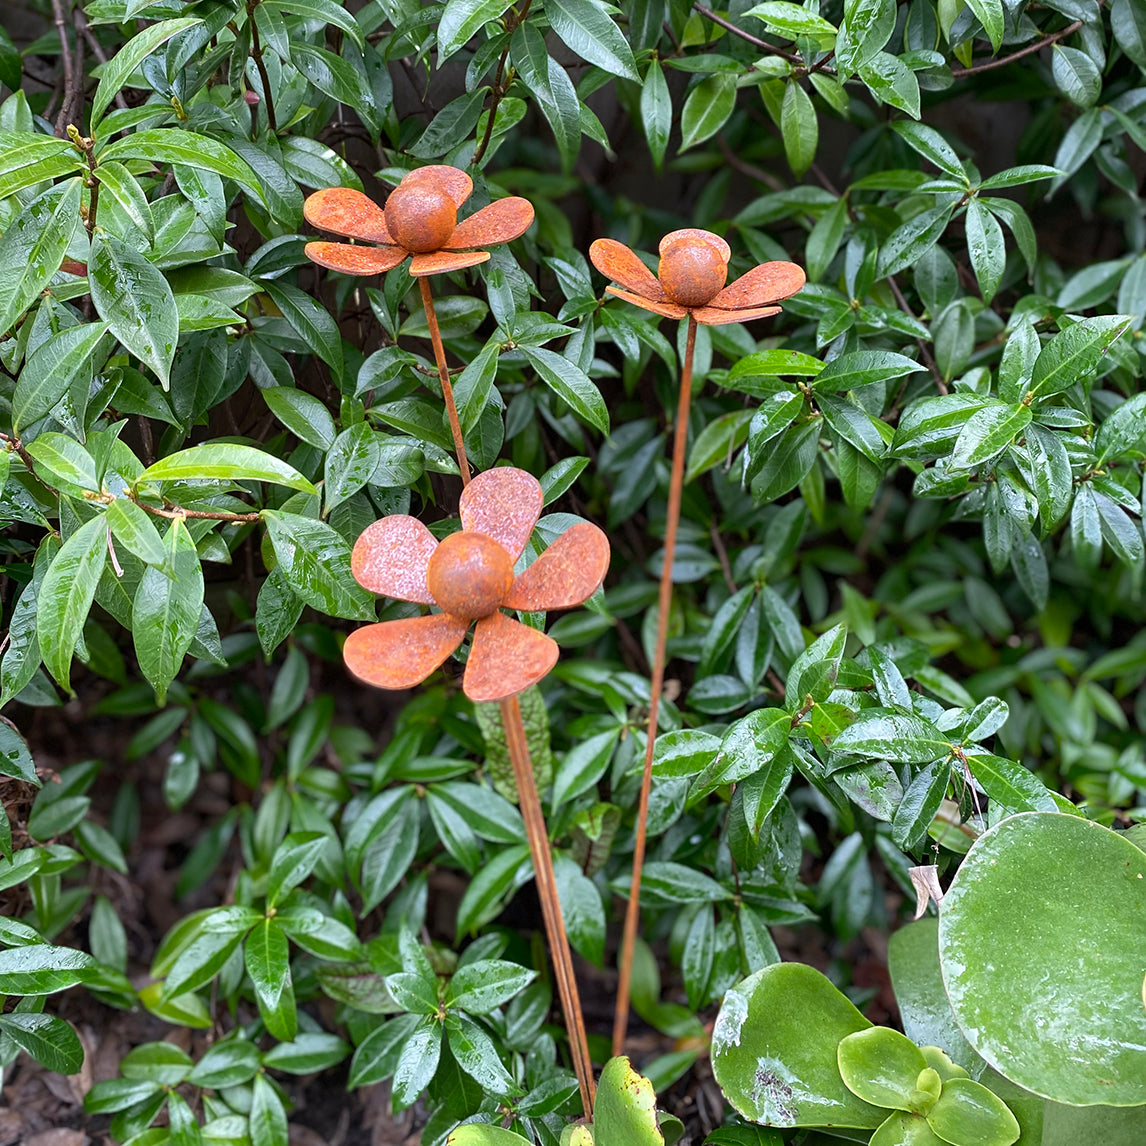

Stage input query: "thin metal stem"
[
  {"left": 612, "top": 314, "right": 697, "bottom": 1057},
  {"left": 501, "top": 694, "right": 595, "bottom": 1116},
  {"left": 418, "top": 277, "right": 472, "bottom": 486}
]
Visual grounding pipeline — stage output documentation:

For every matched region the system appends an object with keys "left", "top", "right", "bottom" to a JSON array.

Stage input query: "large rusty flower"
[
  {"left": 589, "top": 229, "right": 805, "bottom": 325},
  {"left": 343, "top": 468, "right": 609, "bottom": 703},
  {"left": 303, "top": 166, "right": 534, "bottom": 278}
]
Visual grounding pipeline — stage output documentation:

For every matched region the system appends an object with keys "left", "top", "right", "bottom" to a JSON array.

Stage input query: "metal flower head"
[
  {"left": 589, "top": 229, "right": 805, "bottom": 325},
  {"left": 343, "top": 468, "right": 609, "bottom": 703},
  {"left": 303, "top": 166, "right": 534, "bottom": 278}
]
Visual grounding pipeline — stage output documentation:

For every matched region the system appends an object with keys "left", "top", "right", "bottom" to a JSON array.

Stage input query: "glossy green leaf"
[
  {"left": 711, "top": 963, "right": 885, "bottom": 1128},
  {"left": 89, "top": 229, "right": 178, "bottom": 388},
  {"left": 939, "top": 813, "right": 1146, "bottom": 1105},
  {"left": 132, "top": 519, "right": 203, "bottom": 704},
  {"left": 90, "top": 18, "right": 202, "bottom": 128},
  {"left": 926, "top": 1078, "right": 1019, "bottom": 1146},
  {"left": 680, "top": 74, "right": 737, "bottom": 152},
  {"left": 0, "top": 180, "right": 82, "bottom": 337},
  {"left": 37, "top": 515, "right": 108, "bottom": 693},
  {"left": 837, "top": 1027, "right": 927, "bottom": 1112},
  {"left": 1029, "top": 316, "right": 1131, "bottom": 398},
  {"left": 594, "top": 1055, "right": 666, "bottom": 1145},
  {"left": 545, "top": 0, "right": 639, "bottom": 81},
  {"left": 139, "top": 443, "right": 316, "bottom": 493}
]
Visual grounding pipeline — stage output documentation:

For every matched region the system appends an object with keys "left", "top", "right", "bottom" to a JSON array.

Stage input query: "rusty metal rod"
[
  {"left": 613, "top": 313, "right": 698, "bottom": 1056},
  {"left": 501, "top": 693, "right": 595, "bottom": 1115},
  {"left": 418, "top": 276, "right": 471, "bottom": 486}
]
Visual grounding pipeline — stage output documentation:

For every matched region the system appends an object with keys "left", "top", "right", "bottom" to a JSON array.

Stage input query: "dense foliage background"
[{"left": 1, "top": 0, "right": 1146, "bottom": 1141}]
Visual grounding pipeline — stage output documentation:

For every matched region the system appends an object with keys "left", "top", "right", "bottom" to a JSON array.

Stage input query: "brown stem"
[
  {"left": 886, "top": 274, "right": 947, "bottom": 394},
  {"left": 950, "top": 20, "right": 1081, "bottom": 77},
  {"left": 500, "top": 694, "right": 595, "bottom": 1116},
  {"left": 247, "top": 1, "right": 278, "bottom": 134},
  {"left": 51, "top": 0, "right": 79, "bottom": 137},
  {"left": 693, "top": 3, "right": 836, "bottom": 73},
  {"left": 471, "top": 0, "right": 533, "bottom": 166},
  {"left": 612, "top": 314, "right": 697, "bottom": 1057},
  {"left": 418, "top": 277, "right": 472, "bottom": 485}
]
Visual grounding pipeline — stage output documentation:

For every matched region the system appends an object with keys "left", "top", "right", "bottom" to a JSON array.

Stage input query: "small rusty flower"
[
  {"left": 303, "top": 166, "right": 535, "bottom": 278},
  {"left": 589, "top": 229, "right": 806, "bottom": 325},
  {"left": 343, "top": 468, "right": 610, "bottom": 703}
]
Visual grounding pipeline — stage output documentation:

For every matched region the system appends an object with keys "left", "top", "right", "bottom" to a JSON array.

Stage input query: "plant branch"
[
  {"left": 51, "top": 0, "right": 80, "bottom": 137},
  {"left": 950, "top": 20, "right": 1082, "bottom": 77},
  {"left": 613, "top": 314, "right": 697, "bottom": 1057},
  {"left": 885, "top": 274, "right": 947, "bottom": 394},
  {"left": 693, "top": 4, "right": 801, "bottom": 64},
  {"left": 418, "top": 277, "right": 472, "bottom": 485},
  {"left": 472, "top": 0, "right": 533, "bottom": 167},
  {"left": 247, "top": 0, "right": 278, "bottom": 134},
  {"left": 501, "top": 694, "right": 595, "bottom": 1116},
  {"left": 75, "top": 10, "right": 128, "bottom": 111}
]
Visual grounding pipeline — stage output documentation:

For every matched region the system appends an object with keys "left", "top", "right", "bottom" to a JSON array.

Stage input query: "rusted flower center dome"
[
  {"left": 659, "top": 238, "right": 728, "bottom": 308},
  {"left": 384, "top": 182, "right": 457, "bottom": 253},
  {"left": 427, "top": 531, "right": 513, "bottom": 619}
]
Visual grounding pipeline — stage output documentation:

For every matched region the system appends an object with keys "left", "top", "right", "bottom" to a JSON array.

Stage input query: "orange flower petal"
[
  {"left": 459, "top": 467, "right": 543, "bottom": 562},
  {"left": 589, "top": 238, "right": 666, "bottom": 301},
  {"left": 707, "top": 261, "right": 807, "bottom": 310},
  {"left": 445, "top": 197, "right": 535, "bottom": 249},
  {"left": 660, "top": 228, "right": 731, "bottom": 263},
  {"left": 463, "top": 611, "right": 559, "bottom": 702},
  {"left": 304, "top": 187, "right": 393, "bottom": 243},
  {"left": 605, "top": 285, "right": 688, "bottom": 320},
  {"left": 408, "top": 250, "right": 491, "bottom": 276},
  {"left": 344, "top": 614, "right": 468, "bottom": 691},
  {"left": 351, "top": 515, "right": 438, "bottom": 604},
  {"left": 504, "top": 522, "right": 610, "bottom": 612},
  {"left": 304, "top": 242, "right": 407, "bottom": 275},
  {"left": 402, "top": 165, "right": 473, "bottom": 208},
  {"left": 692, "top": 304, "right": 783, "bottom": 327}
]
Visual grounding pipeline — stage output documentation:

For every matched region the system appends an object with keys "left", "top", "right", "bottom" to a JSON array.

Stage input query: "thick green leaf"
[
  {"left": 545, "top": 0, "right": 639, "bottom": 81},
  {"left": 139, "top": 443, "right": 316, "bottom": 494},
  {"left": 0, "top": 1013, "right": 83, "bottom": 1073},
  {"left": 89, "top": 229, "right": 178, "bottom": 388},
  {"left": 594, "top": 1056, "right": 665, "bottom": 1145},
  {"left": 832, "top": 713, "right": 949, "bottom": 764},
  {"left": 132, "top": 519, "right": 204, "bottom": 705},
  {"left": 100, "top": 130, "right": 263, "bottom": 204},
  {"left": 680, "top": 74, "right": 737, "bottom": 152},
  {"left": 949, "top": 404, "right": 1031, "bottom": 469},
  {"left": 965, "top": 198, "right": 1005, "bottom": 303},
  {"left": 0, "top": 944, "right": 95, "bottom": 995},
  {"left": 37, "top": 515, "right": 108, "bottom": 693},
  {"left": 90, "top": 18, "right": 202, "bottom": 129},
  {"left": 521, "top": 345, "right": 608, "bottom": 432},
  {"left": 1029, "top": 316, "right": 1131, "bottom": 398},
  {"left": 837, "top": 1027, "right": 927, "bottom": 1111},
  {"left": 262, "top": 510, "right": 375, "bottom": 620},
  {"left": 781, "top": 80, "right": 818, "bottom": 176},
  {"left": 0, "top": 180, "right": 82, "bottom": 337},
  {"left": 939, "top": 813, "right": 1146, "bottom": 1105},
  {"left": 13, "top": 322, "right": 110, "bottom": 433},
  {"left": 712, "top": 962, "right": 885, "bottom": 1128},
  {"left": 887, "top": 919, "right": 981, "bottom": 1076}
]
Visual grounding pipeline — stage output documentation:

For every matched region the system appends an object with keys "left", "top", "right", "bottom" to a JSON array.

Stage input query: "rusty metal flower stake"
[
  {"left": 343, "top": 467, "right": 609, "bottom": 1114},
  {"left": 590, "top": 230, "right": 805, "bottom": 1056},
  {"left": 303, "top": 167, "right": 534, "bottom": 486}
]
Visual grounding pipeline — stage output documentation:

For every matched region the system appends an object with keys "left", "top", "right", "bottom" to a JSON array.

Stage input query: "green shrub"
[{"left": 1, "top": 0, "right": 1145, "bottom": 1142}]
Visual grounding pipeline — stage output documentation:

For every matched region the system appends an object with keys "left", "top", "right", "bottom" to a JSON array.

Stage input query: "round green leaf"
[
  {"left": 838, "top": 1027, "right": 929, "bottom": 1112},
  {"left": 939, "top": 812, "right": 1146, "bottom": 1105},
  {"left": 870, "top": 1112, "right": 949, "bottom": 1146},
  {"left": 711, "top": 963, "right": 885, "bottom": 1128},
  {"left": 926, "top": 1077, "right": 1019, "bottom": 1146}
]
